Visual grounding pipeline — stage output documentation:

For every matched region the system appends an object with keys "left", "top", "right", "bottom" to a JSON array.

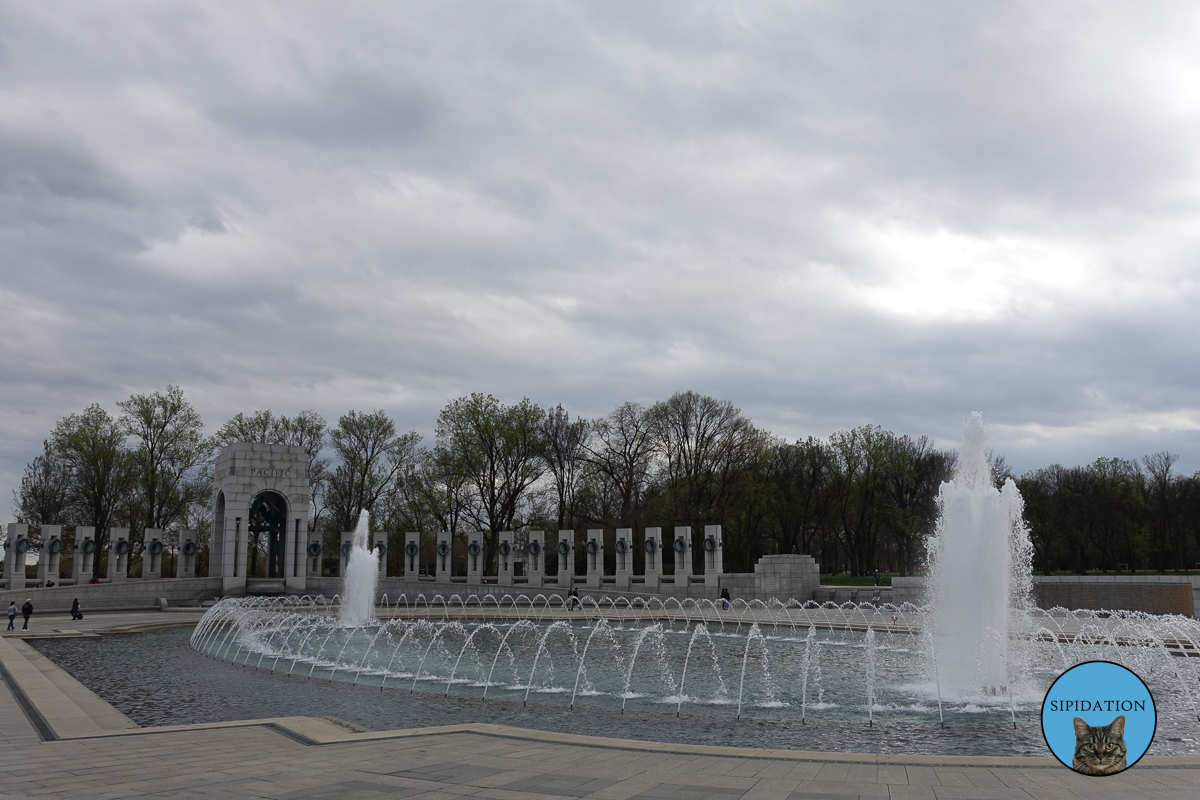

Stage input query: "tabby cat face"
[{"left": 1071, "top": 715, "right": 1128, "bottom": 776}]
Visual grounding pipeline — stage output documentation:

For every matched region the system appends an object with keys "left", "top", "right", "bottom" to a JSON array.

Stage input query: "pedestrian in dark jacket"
[
  {"left": 71, "top": 598, "right": 82, "bottom": 620},
  {"left": 21, "top": 599, "right": 33, "bottom": 631},
  {"left": 6, "top": 601, "right": 14, "bottom": 630}
]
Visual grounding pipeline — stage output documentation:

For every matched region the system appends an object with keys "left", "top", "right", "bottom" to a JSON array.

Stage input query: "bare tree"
[
  {"left": 14, "top": 440, "right": 73, "bottom": 532},
  {"left": 584, "top": 402, "right": 656, "bottom": 529},
  {"left": 542, "top": 405, "right": 590, "bottom": 530},
  {"left": 649, "top": 391, "right": 763, "bottom": 530},
  {"left": 1142, "top": 451, "right": 1181, "bottom": 571}
]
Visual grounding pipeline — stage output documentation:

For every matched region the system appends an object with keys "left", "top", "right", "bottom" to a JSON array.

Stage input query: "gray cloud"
[
  {"left": 211, "top": 74, "right": 440, "bottom": 147},
  {"left": 3, "top": 1, "right": 1200, "bottom": 509}
]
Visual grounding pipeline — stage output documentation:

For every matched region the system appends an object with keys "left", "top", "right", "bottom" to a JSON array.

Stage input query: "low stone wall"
[
  {"left": 890, "top": 575, "right": 1200, "bottom": 615},
  {"left": 0, "top": 578, "right": 222, "bottom": 614},
  {"left": 1034, "top": 583, "right": 1194, "bottom": 615},
  {"left": 305, "top": 557, "right": 820, "bottom": 604},
  {"left": 812, "top": 588, "right": 894, "bottom": 605},
  {"left": 891, "top": 577, "right": 925, "bottom": 606},
  {"left": 753, "top": 554, "right": 820, "bottom": 600},
  {"left": 308, "top": 576, "right": 758, "bottom": 603}
]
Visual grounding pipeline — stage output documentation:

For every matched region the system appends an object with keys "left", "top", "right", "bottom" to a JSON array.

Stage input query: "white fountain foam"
[
  {"left": 339, "top": 509, "right": 379, "bottom": 626},
  {"left": 926, "top": 412, "right": 1033, "bottom": 698}
]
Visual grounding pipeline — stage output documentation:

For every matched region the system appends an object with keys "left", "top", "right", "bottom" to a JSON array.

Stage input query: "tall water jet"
[
  {"left": 927, "top": 412, "right": 1032, "bottom": 696},
  {"left": 340, "top": 510, "right": 379, "bottom": 626}
]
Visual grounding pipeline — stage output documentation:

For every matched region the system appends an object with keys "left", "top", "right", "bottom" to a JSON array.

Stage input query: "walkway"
[{"left": 0, "top": 612, "right": 1197, "bottom": 799}]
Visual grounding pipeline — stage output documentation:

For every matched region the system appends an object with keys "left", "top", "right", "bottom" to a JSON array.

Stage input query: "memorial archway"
[{"left": 211, "top": 442, "right": 311, "bottom": 594}]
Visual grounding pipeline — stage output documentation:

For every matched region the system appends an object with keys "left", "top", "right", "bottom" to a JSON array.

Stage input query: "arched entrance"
[
  {"left": 248, "top": 491, "right": 288, "bottom": 578},
  {"left": 211, "top": 442, "right": 311, "bottom": 593}
]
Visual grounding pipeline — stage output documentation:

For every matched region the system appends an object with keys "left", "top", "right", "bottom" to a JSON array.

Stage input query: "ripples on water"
[{"left": 31, "top": 628, "right": 1199, "bottom": 757}]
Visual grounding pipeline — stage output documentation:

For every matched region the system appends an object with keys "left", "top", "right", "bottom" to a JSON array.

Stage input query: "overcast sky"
[{"left": 3, "top": 2, "right": 1200, "bottom": 511}]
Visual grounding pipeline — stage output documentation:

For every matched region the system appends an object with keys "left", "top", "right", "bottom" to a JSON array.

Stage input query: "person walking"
[
  {"left": 719, "top": 587, "right": 731, "bottom": 610},
  {"left": 70, "top": 598, "right": 82, "bottom": 620},
  {"left": 6, "top": 601, "right": 15, "bottom": 630},
  {"left": 21, "top": 599, "right": 33, "bottom": 631}
]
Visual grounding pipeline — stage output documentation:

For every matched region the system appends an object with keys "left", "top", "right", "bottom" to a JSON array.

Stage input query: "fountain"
[
  {"left": 340, "top": 510, "right": 379, "bottom": 626},
  {"left": 184, "top": 416, "right": 1200, "bottom": 753},
  {"left": 926, "top": 412, "right": 1033, "bottom": 698}
]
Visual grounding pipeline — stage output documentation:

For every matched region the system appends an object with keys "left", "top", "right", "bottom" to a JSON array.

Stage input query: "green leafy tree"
[
  {"left": 881, "top": 434, "right": 952, "bottom": 576},
  {"left": 1086, "top": 457, "right": 1147, "bottom": 571},
  {"left": 212, "top": 410, "right": 281, "bottom": 447},
  {"left": 50, "top": 405, "right": 137, "bottom": 577},
  {"left": 1018, "top": 466, "right": 1063, "bottom": 575},
  {"left": 760, "top": 437, "right": 831, "bottom": 559},
  {"left": 437, "top": 394, "right": 546, "bottom": 566},
  {"left": 119, "top": 387, "right": 213, "bottom": 545},
  {"left": 826, "top": 425, "right": 892, "bottom": 576},
  {"left": 385, "top": 445, "right": 472, "bottom": 574},
  {"left": 324, "top": 410, "right": 420, "bottom": 535}
]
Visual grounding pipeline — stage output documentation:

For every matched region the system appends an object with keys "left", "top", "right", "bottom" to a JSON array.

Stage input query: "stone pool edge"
[{"left": 3, "top": 615, "right": 1199, "bottom": 769}]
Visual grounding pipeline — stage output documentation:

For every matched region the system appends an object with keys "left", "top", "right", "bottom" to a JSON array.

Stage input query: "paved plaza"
[{"left": 2, "top": 612, "right": 1199, "bottom": 799}]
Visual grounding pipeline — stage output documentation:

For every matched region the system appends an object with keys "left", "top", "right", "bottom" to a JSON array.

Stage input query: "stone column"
[
  {"left": 614, "top": 528, "right": 631, "bottom": 590},
  {"left": 643, "top": 527, "right": 662, "bottom": 592},
  {"left": 403, "top": 532, "right": 420, "bottom": 583},
  {"left": 703, "top": 525, "right": 723, "bottom": 586},
  {"left": 557, "top": 530, "right": 574, "bottom": 593},
  {"left": 3, "top": 524, "right": 29, "bottom": 589},
  {"left": 210, "top": 515, "right": 224, "bottom": 579},
  {"left": 179, "top": 529, "right": 198, "bottom": 578},
  {"left": 143, "top": 529, "right": 163, "bottom": 579},
  {"left": 526, "top": 531, "right": 544, "bottom": 588},
  {"left": 497, "top": 531, "right": 514, "bottom": 586},
  {"left": 585, "top": 529, "right": 603, "bottom": 589},
  {"left": 672, "top": 526, "right": 692, "bottom": 585},
  {"left": 37, "top": 525, "right": 63, "bottom": 586},
  {"left": 466, "top": 532, "right": 483, "bottom": 584},
  {"left": 371, "top": 533, "right": 388, "bottom": 578},
  {"left": 108, "top": 528, "right": 130, "bottom": 581},
  {"left": 233, "top": 516, "right": 248, "bottom": 586},
  {"left": 288, "top": 516, "right": 307, "bottom": 592},
  {"left": 306, "top": 529, "right": 323, "bottom": 577},
  {"left": 435, "top": 531, "right": 452, "bottom": 579},
  {"left": 339, "top": 532, "right": 354, "bottom": 576},
  {"left": 73, "top": 527, "right": 97, "bottom": 582}
]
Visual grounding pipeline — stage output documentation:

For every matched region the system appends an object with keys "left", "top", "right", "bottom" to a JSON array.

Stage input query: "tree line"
[
  {"left": 1018, "top": 453, "right": 1200, "bottom": 575},
  {"left": 13, "top": 386, "right": 1200, "bottom": 579}
]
